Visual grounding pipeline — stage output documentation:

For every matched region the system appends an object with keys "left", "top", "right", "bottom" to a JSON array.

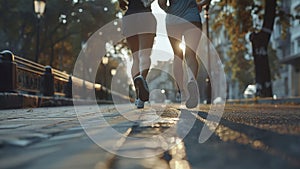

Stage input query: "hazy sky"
[{"left": 151, "top": 2, "right": 174, "bottom": 64}]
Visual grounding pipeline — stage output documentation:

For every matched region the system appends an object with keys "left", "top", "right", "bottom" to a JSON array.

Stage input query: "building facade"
[{"left": 272, "top": 0, "right": 300, "bottom": 97}]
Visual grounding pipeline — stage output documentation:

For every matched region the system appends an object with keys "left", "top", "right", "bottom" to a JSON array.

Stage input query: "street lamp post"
[
  {"left": 110, "top": 68, "right": 117, "bottom": 100},
  {"left": 205, "top": 3, "right": 212, "bottom": 104},
  {"left": 102, "top": 56, "right": 109, "bottom": 100},
  {"left": 59, "top": 14, "right": 67, "bottom": 70},
  {"left": 34, "top": 0, "right": 46, "bottom": 63}
]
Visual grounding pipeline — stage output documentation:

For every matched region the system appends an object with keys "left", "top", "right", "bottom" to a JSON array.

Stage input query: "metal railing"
[{"left": 0, "top": 50, "right": 130, "bottom": 102}]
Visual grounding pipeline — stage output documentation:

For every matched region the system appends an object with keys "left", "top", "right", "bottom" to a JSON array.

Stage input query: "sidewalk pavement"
[
  {"left": 227, "top": 97, "right": 300, "bottom": 105},
  {"left": 0, "top": 105, "right": 182, "bottom": 169},
  {"left": 0, "top": 92, "right": 113, "bottom": 109},
  {"left": 1, "top": 91, "right": 300, "bottom": 110},
  {"left": 0, "top": 104, "right": 300, "bottom": 169}
]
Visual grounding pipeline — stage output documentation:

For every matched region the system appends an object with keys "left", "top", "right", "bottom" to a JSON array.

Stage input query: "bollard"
[
  {"left": 206, "top": 77, "right": 211, "bottom": 104},
  {"left": 64, "top": 75, "right": 72, "bottom": 98},
  {"left": 41, "top": 66, "right": 54, "bottom": 96},
  {"left": 0, "top": 50, "right": 17, "bottom": 92}
]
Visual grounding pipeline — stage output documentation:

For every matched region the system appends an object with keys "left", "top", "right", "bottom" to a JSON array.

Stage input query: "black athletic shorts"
[{"left": 125, "top": 0, "right": 151, "bottom": 16}]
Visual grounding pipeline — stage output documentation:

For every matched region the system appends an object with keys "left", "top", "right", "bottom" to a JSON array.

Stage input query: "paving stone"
[
  {"left": 0, "top": 146, "right": 61, "bottom": 169},
  {"left": 5, "top": 138, "right": 34, "bottom": 147},
  {"left": 0, "top": 124, "right": 28, "bottom": 129},
  {"left": 49, "top": 133, "right": 85, "bottom": 141}
]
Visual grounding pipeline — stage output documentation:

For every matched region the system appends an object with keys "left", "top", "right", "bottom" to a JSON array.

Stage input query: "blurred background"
[{"left": 0, "top": 0, "right": 299, "bottom": 102}]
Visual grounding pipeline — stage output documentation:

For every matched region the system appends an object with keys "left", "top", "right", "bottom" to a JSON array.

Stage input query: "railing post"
[
  {"left": 0, "top": 50, "right": 17, "bottom": 92},
  {"left": 64, "top": 75, "right": 72, "bottom": 98},
  {"left": 41, "top": 65, "right": 54, "bottom": 96}
]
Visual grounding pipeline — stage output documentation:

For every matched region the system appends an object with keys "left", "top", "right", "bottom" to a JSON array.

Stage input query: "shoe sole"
[
  {"left": 186, "top": 81, "right": 198, "bottom": 108},
  {"left": 137, "top": 105, "right": 144, "bottom": 109},
  {"left": 134, "top": 77, "right": 149, "bottom": 102}
]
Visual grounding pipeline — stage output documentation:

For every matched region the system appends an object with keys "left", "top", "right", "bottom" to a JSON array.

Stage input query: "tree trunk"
[{"left": 250, "top": 0, "right": 276, "bottom": 97}]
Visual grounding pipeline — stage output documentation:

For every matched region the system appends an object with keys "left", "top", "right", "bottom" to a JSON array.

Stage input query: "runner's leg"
[
  {"left": 126, "top": 35, "right": 140, "bottom": 98},
  {"left": 183, "top": 22, "right": 202, "bottom": 79},
  {"left": 138, "top": 33, "right": 155, "bottom": 79},
  {"left": 167, "top": 24, "right": 184, "bottom": 94}
]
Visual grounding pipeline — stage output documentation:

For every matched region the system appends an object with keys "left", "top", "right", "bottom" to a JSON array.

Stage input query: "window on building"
[
  {"left": 274, "top": 22, "right": 281, "bottom": 39},
  {"left": 282, "top": 48, "right": 286, "bottom": 58},
  {"left": 291, "top": 42, "right": 295, "bottom": 55},
  {"left": 277, "top": 46, "right": 283, "bottom": 59},
  {"left": 297, "top": 38, "right": 300, "bottom": 53},
  {"left": 284, "top": 77, "right": 288, "bottom": 96},
  {"left": 294, "top": 4, "right": 300, "bottom": 26}
]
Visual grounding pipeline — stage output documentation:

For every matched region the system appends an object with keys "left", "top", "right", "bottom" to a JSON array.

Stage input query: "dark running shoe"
[
  {"left": 134, "top": 75, "right": 149, "bottom": 102},
  {"left": 135, "top": 98, "right": 145, "bottom": 109},
  {"left": 186, "top": 80, "right": 199, "bottom": 108}
]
